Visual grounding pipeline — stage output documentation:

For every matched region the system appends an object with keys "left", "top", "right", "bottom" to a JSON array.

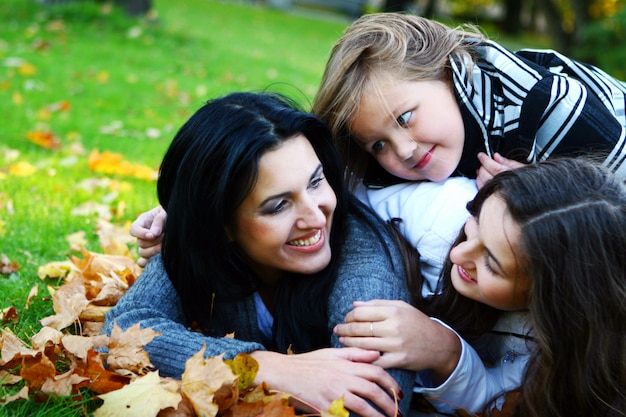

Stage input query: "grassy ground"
[{"left": 0, "top": 1, "right": 549, "bottom": 415}]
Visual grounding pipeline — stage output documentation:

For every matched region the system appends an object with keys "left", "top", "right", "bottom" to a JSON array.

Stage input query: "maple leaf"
[
  {"left": 322, "top": 397, "right": 349, "bottom": 417},
  {"left": 0, "top": 386, "right": 29, "bottom": 405},
  {"left": 40, "top": 370, "right": 89, "bottom": 396},
  {"left": 66, "top": 231, "right": 88, "bottom": 252},
  {"left": 8, "top": 161, "right": 36, "bottom": 177},
  {"left": 74, "top": 349, "right": 131, "bottom": 394},
  {"left": 30, "top": 327, "right": 64, "bottom": 350},
  {"left": 181, "top": 347, "right": 238, "bottom": 417},
  {"left": 1, "top": 306, "right": 19, "bottom": 326},
  {"left": 21, "top": 352, "right": 56, "bottom": 391},
  {"left": 1, "top": 329, "right": 40, "bottom": 366},
  {"left": 0, "top": 254, "right": 19, "bottom": 275},
  {"left": 40, "top": 278, "right": 89, "bottom": 330},
  {"left": 0, "top": 369, "right": 22, "bottom": 385},
  {"left": 224, "top": 353, "right": 259, "bottom": 390},
  {"left": 94, "top": 371, "right": 182, "bottom": 417},
  {"left": 37, "top": 260, "right": 78, "bottom": 280},
  {"left": 106, "top": 322, "right": 160, "bottom": 374},
  {"left": 96, "top": 219, "right": 134, "bottom": 256},
  {"left": 61, "top": 333, "right": 109, "bottom": 361}
]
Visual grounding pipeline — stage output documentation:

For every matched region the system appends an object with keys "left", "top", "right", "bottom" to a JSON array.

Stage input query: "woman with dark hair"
[
  {"left": 335, "top": 158, "right": 626, "bottom": 416},
  {"left": 103, "top": 92, "right": 420, "bottom": 417}
]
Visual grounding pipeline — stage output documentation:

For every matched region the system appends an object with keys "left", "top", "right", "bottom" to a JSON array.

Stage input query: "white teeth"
[{"left": 288, "top": 230, "right": 321, "bottom": 246}]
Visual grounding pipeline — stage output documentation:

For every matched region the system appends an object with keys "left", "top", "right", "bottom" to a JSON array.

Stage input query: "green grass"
[{"left": 0, "top": 1, "right": 550, "bottom": 415}]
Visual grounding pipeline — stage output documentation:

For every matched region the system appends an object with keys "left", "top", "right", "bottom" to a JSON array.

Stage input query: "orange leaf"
[
  {"left": 74, "top": 349, "right": 130, "bottom": 394},
  {"left": 21, "top": 352, "right": 56, "bottom": 391},
  {"left": 26, "top": 131, "right": 60, "bottom": 149}
]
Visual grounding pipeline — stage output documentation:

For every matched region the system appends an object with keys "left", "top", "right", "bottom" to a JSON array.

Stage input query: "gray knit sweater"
[{"left": 103, "top": 201, "right": 414, "bottom": 414}]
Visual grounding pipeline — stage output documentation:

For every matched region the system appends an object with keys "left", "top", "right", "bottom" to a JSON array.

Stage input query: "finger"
[
  {"left": 138, "top": 243, "right": 162, "bottom": 259},
  {"left": 137, "top": 257, "right": 148, "bottom": 268},
  {"left": 334, "top": 347, "right": 380, "bottom": 363},
  {"left": 344, "top": 370, "right": 400, "bottom": 417}
]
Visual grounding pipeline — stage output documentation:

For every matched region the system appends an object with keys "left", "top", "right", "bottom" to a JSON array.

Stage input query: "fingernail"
[{"left": 398, "top": 389, "right": 404, "bottom": 400}]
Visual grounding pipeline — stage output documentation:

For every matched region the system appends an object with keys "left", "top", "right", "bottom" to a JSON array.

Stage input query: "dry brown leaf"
[
  {"left": 106, "top": 322, "right": 160, "bottom": 374},
  {"left": 1, "top": 329, "right": 40, "bottom": 366},
  {"left": 21, "top": 352, "right": 56, "bottom": 391},
  {"left": 0, "top": 385, "right": 29, "bottom": 405},
  {"left": 30, "top": 327, "right": 64, "bottom": 350},
  {"left": 1, "top": 306, "right": 19, "bottom": 326},
  {"left": 62, "top": 333, "right": 108, "bottom": 361},
  {"left": 73, "top": 349, "right": 131, "bottom": 394},
  {"left": 25, "top": 284, "right": 38, "bottom": 309},
  {"left": 94, "top": 371, "right": 182, "bottom": 417},
  {"left": 96, "top": 219, "right": 134, "bottom": 256},
  {"left": 0, "top": 369, "right": 23, "bottom": 385},
  {"left": 40, "top": 370, "right": 89, "bottom": 396},
  {"left": 181, "top": 347, "right": 238, "bottom": 417},
  {"left": 39, "top": 278, "right": 89, "bottom": 330},
  {"left": 0, "top": 254, "right": 19, "bottom": 275}
]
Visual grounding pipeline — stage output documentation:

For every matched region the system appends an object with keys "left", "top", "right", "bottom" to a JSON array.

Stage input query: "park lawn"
[{"left": 0, "top": 1, "right": 350, "bottom": 415}]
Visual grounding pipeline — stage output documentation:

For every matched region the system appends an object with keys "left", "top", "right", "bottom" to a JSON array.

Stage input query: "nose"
[
  {"left": 449, "top": 220, "right": 480, "bottom": 269},
  {"left": 295, "top": 194, "right": 328, "bottom": 230},
  {"left": 391, "top": 132, "right": 417, "bottom": 161}
]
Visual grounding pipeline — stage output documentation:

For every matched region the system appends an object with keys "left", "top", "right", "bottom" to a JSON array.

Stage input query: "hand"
[
  {"left": 476, "top": 152, "right": 525, "bottom": 188},
  {"left": 334, "top": 300, "right": 461, "bottom": 385},
  {"left": 251, "top": 348, "right": 402, "bottom": 417},
  {"left": 129, "top": 205, "right": 167, "bottom": 267}
]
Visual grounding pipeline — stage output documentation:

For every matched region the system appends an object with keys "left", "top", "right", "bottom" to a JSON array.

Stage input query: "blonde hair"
[{"left": 312, "top": 13, "right": 485, "bottom": 189}]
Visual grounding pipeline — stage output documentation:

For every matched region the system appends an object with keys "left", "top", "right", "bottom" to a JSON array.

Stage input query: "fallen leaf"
[
  {"left": 21, "top": 352, "right": 56, "bottom": 391},
  {"left": 0, "top": 385, "right": 29, "bottom": 405},
  {"left": 181, "top": 347, "right": 238, "bottom": 417},
  {"left": 74, "top": 349, "right": 130, "bottom": 394},
  {"left": 25, "top": 131, "right": 61, "bottom": 149},
  {"left": 94, "top": 371, "right": 182, "bottom": 417},
  {"left": 106, "top": 322, "right": 160, "bottom": 374},
  {"left": 1, "top": 307, "right": 19, "bottom": 326},
  {"left": 39, "top": 278, "right": 89, "bottom": 330},
  {"left": 40, "top": 370, "right": 89, "bottom": 396},
  {"left": 0, "top": 254, "right": 19, "bottom": 274},
  {"left": 225, "top": 353, "right": 258, "bottom": 390},
  {"left": 25, "top": 284, "right": 38, "bottom": 309}
]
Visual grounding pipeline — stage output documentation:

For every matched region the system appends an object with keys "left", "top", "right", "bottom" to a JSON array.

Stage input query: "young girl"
[
  {"left": 312, "top": 13, "right": 626, "bottom": 190},
  {"left": 334, "top": 158, "right": 626, "bottom": 416}
]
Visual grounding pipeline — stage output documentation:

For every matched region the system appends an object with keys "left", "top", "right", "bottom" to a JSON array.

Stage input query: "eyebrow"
[
  {"left": 476, "top": 213, "right": 509, "bottom": 277},
  {"left": 258, "top": 163, "right": 324, "bottom": 207}
]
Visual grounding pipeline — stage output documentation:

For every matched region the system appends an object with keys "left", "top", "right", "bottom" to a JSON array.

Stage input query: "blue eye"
[
  {"left": 372, "top": 141, "right": 386, "bottom": 152},
  {"left": 310, "top": 175, "right": 325, "bottom": 189},
  {"left": 396, "top": 111, "right": 411, "bottom": 127}
]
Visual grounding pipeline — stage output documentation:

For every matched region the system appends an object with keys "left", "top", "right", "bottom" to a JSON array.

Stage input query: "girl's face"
[
  {"left": 350, "top": 79, "right": 465, "bottom": 182},
  {"left": 228, "top": 134, "right": 337, "bottom": 286},
  {"left": 449, "top": 194, "right": 531, "bottom": 311}
]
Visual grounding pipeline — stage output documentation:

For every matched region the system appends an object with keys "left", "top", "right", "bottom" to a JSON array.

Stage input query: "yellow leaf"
[
  {"left": 18, "top": 62, "right": 37, "bottom": 76},
  {"left": 181, "top": 347, "right": 238, "bottom": 417},
  {"left": 323, "top": 397, "right": 349, "bottom": 417},
  {"left": 9, "top": 161, "right": 36, "bottom": 177},
  {"left": 94, "top": 371, "right": 182, "bottom": 417},
  {"left": 224, "top": 353, "right": 259, "bottom": 390}
]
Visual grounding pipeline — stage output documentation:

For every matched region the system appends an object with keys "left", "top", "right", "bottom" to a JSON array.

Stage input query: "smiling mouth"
[
  {"left": 457, "top": 265, "right": 477, "bottom": 284},
  {"left": 287, "top": 230, "right": 322, "bottom": 247},
  {"left": 414, "top": 145, "right": 436, "bottom": 169}
]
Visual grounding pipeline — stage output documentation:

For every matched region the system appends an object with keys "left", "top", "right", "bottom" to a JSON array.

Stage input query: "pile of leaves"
[{"left": 0, "top": 219, "right": 348, "bottom": 417}]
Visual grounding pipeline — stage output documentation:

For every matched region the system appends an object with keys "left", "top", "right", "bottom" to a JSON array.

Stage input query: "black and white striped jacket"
[{"left": 451, "top": 40, "right": 626, "bottom": 179}]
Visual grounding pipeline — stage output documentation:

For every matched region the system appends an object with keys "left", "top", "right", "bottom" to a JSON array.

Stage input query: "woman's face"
[
  {"left": 449, "top": 194, "right": 531, "bottom": 311},
  {"left": 350, "top": 78, "right": 465, "bottom": 182},
  {"left": 228, "top": 134, "right": 337, "bottom": 285}
]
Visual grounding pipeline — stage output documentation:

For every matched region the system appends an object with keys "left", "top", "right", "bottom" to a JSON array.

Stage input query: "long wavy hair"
[
  {"left": 157, "top": 91, "right": 349, "bottom": 353},
  {"left": 424, "top": 158, "right": 626, "bottom": 417},
  {"left": 312, "top": 12, "right": 485, "bottom": 190}
]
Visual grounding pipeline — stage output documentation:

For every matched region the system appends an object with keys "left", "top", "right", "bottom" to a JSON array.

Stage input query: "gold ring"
[{"left": 369, "top": 321, "right": 374, "bottom": 337}]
